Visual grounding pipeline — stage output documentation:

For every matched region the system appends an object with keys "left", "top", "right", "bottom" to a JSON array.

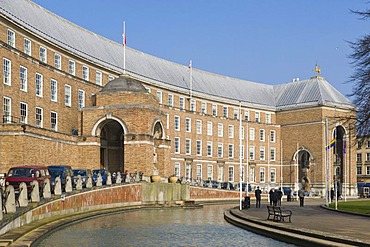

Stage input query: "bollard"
[
  {"left": 18, "top": 182, "right": 28, "bottom": 207},
  {"left": 65, "top": 175, "right": 72, "bottom": 192},
  {"left": 86, "top": 174, "right": 93, "bottom": 188},
  {"left": 76, "top": 175, "right": 83, "bottom": 190},
  {"left": 106, "top": 172, "right": 112, "bottom": 185},
  {"left": 116, "top": 172, "right": 122, "bottom": 184},
  {"left": 96, "top": 173, "right": 102, "bottom": 187},
  {"left": 54, "top": 176, "right": 62, "bottom": 195},
  {"left": 30, "top": 180, "right": 40, "bottom": 203},
  {"left": 4, "top": 185, "right": 16, "bottom": 213},
  {"left": 43, "top": 178, "right": 51, "bottom": 199}
]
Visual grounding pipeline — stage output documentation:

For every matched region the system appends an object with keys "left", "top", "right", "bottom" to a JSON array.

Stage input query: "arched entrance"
[
  {"left": 333, "top": 125, "right": 346, "bottom": 195},
  {"left": 100, "top": 120, "right": 124, "bottom": 172},
  {"left": 298, "top": 150, "right": 311, "bottom": 190}
]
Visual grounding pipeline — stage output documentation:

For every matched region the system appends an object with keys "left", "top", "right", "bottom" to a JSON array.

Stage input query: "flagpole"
[
  {"left": 239, "top": 101, "right": 243, "bottom": 210},
  {"left": 189, "top": 60, "right": 193, "bottom": 98},
  {"left": 296, "top": 142, "right": 299, "bottom": 201},
  {"left": 325, "top": 118, "right": 329, "bottom": 207},
  {"left": 123, "top": 20, "right": 126, "bottom": 74},
  {"left": 344, "top": 134, "right": 347, "bottom": 202},
  {"left": 280, "top": 139, "right": 283, "bottom": 189}
]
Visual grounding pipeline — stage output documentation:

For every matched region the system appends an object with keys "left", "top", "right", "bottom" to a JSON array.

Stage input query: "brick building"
[{"left": 0, "top": 0, "right": 357, "bottom": 196}]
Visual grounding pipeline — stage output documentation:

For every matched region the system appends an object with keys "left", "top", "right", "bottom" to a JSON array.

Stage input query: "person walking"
[
  {"left": 255, "top": 186, "right": 262, "bottom": 208},
  {"left": 277, "top": 188, "right": 283, "bottom": 206},
  {"left": 298, "top": 187, "right": 305, "bottom": 207},
  {"left": 272, "top": 189, "right": 279, "bottom": 206}
]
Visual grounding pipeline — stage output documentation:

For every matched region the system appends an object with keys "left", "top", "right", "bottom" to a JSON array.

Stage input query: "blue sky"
[{"left": 33, "top": 0, "right": 368, "bottom": 98}]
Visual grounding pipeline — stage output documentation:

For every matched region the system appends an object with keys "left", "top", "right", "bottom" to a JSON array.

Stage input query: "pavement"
[{"left": 226, "top": 198, "right": 370, "bottom": 247}]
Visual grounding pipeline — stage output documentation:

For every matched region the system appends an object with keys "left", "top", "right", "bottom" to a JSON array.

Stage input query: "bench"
[{"left": 267, "top": 206, "right": 292, "bottom": 222}]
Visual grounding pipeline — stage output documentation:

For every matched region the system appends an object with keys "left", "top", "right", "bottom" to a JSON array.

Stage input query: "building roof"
[
  {"left": 0, "top": 0, "right": 355, "bottom": 111},
  {"left": 99, "top": 75, "right": 146, "bottom": 94}
]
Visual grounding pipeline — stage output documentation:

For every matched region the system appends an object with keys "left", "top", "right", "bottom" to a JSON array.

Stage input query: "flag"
[
  {"left": 188, "top": 60, "right": 192, "bottom": 69},
  {"left": 122, "top": 21, "right": 126, "bottom": 46},
  {"left": 326, "top": 138, "right": 335, "bottom": 150}
]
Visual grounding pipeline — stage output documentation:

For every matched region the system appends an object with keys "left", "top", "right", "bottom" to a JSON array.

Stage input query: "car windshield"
[
  {"left": 93, "top": 169, "right": 105, "bottom": 175},
  {"left": 7, "top": 168, "right": 34, "bottom": 178},
  {"left": 74, "top": 170, "right": 87, "bottom": 176},
  {"left": 49, "top": 169, "right": 63, "bottom": 177}
]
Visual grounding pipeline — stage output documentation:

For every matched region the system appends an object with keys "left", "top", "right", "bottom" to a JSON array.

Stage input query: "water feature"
[{"left": 34, "top": 204, "right": 295, "bottom": 246}]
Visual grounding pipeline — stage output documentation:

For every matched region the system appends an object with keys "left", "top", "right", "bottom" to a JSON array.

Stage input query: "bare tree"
[{"left": 349, "top": 9, "right": 370, "bottom": 136}]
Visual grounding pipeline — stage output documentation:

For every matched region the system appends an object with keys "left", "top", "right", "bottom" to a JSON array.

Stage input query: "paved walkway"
[{"left": 229, "top": 198, "right": 370, "bottom": 246}]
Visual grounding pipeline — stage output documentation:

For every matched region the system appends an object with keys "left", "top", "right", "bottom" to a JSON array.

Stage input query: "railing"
[{"left": 2, "top": 115, "right": 22, "bottom": 124}]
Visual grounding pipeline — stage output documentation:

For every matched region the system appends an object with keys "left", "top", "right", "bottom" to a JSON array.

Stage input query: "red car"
[{"left": 5, "top": 165, "right": 51, "bottom": 194}]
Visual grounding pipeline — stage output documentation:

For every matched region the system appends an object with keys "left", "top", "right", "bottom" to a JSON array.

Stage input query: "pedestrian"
[
  {"left": 277, "top": 188, "right": 283, "bottom": 206},
  {"left": 255, "top": 186, "right": 262, "bottom": 208},
  {"left": 272, "top": 189, "right": 279, "bottom": 206},
  {"left": 298, "top": 187, "right": 305, "bottom": 207},
  {"left": 330, "top": 188, "right": 334, "bottom": 202},
  {"left": 269, "top": 189, "right": 273, "bottom": 206}
]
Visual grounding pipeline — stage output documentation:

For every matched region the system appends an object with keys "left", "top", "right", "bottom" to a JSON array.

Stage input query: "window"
[
  {"left": 228, "top": 166, "right": 234, "bottom": 182},
  {"left": 185, "top": 163, "right": 191, "bottom": 181},
  {"left": 228, "top": 144, "right": 234, "bottom": 158},
  {"left": 250, "top": 167, "right": 255, "bottom": 182},
  {"left": 24, "top": 38, "right": 31, "bottom": 55},
  {"left": 260, "top": 147, "right": 265, "bottom": 160},
  {"left": 78, "top": 89, "right": 85, "bottom": 109},
  {"left": 35, "top": 73, "right": 43, "bottom": 97},
  {"left": 82, "top": 66, "right": 89, "bottom": 81},
  {"left": 3, "top": 58, "right": 11, "bottom": 85},
  {"left": 207, "top": 141, "right": 212, "bottom": 157},
  {"left": 50, "top": 79, "right": 58, "bottom": 102},
  {"left": 217, "top": 143, "right": 223, "bottom": 158},
  {"left": 185, "top": 139, "right": 191, "bottom": 155},
  {"left": 179, "top": 96, "right": 184, "bottom": 110},
  {"left": 7, "top": 29, "right": 15, "bottom": 48},
  {"left": 174, "top": 163, "right": 180, "bottom": 177},
  {"left": 266, "top": 113, "right": 271, "bottom": 124},
  {"left": 185, "top": 118, "right": 191, "bottom": 132},
  {"left": 223, "top": 106, "right": 228, "bottom": 118},
  {"left": 228, "top": 125, "right": 234, "bottom": 138},
  {"left": 357, "top": 166, "right": 362, "bottom": 175},
  {"left": 196, "top": 140, "right": 202, "bottom": 156},
  {"left": 233, "top": 108, "right": 239, "bottom": 119},
  {"left": 241, "top": 126, "right": 245, "bottom": 140},
  {"left": 201, "top": 102, "right": 207, "bottom": 114},
  {"left": 207, "top": 121, "right": 213, "bottom": 136},
  {"left": 35, "top": 107, "right": 43, "bottom": 127},
  {"left": 20, "top": 66, "right": 27, "bottom": 92},
  {"left": 207, "top": 165, "right": 213, "bottom": 180},
  {"left": 96, "top": 71, "right": 102, "bottom": 85},
  {"left": 218, "top": 166, "right": 224, "bottom": 181},
  {"left": 255, "top": 112, "right": 260, "bottom": 122},
  {"left": 108, "top": 75, "right": 115, "bottom": 81},
  {"left": 196, "top": 120, "right": 202, "bottom": 134},
  {"left": 174, "top": 116, "right": 180, "bottom": 131},
  {"left": 357, "top": 154, "right": 362, "bottom": 162},
  {"left": 271, "top": 168, "right": 276, "bottom": 183},
  {"left": 215, "top": 124, "right": 223, "bottom": 137},
  {"left": 20, "top": 102, "right": 27, "bottom": 123},
  {"left": 65, "top": 84, "right": 71, "bottom": 107},
  {"left": 3, "top": 97, "right": 11, "bottom": 123},
  {"left": 240, "top": 144, "right": 244, "bottom": 159},
  {"left": 174, "top": 137, "right": 180, "bottom": 153},
  {"left": 212, "top": 104, "right": 217, "bottom": 116},
  {"left": 244, "top": 110, "right": 249, "bottom": 121},
  {"left": 250, "top": 128, "right": 255, "bottom": 140},
  {"left": 260, "top": 129, "right": 265, "bottom": 141},
  {"left": 190, "top": 99, "right": 196, "bottom": 112},
  {"left": 39, "top": 46, "right": 47, "bottom": 63},
  {"left": 50, "top": 111, "right": 57, "bottom": 131},
  {"left": 249, "top": 146, "right": 255, "bottom": 160},
  {"left": 145, "top": 87, "right": 151, "bottom": 93},
  {"left": 69, "top": 60, "right": 75, "bottom": 75},
  {"left": 270, "top": 148, "right": 276, "bottom": 161},
  {"left": 270, "top": 130, "right": 276, "bottom": 142},
  {"left": 156, "top": 91, "right": 162, "bottom": 104},
  {"left": 367, "top": 153, "right": 370, "bottom": 161},
  {"left": 367, "top": 166, "right": 370, "bottom": 175},
  {"left": 367, "top": 141, "right": 370, "bottom": 148},
  {"left": 54, "top": 54, "right": 61, "bottom": 70},
  {"left": 260, "top": 168, "right": 265, "bottom": 183},
  {"left": 358, "top": 141, "right": 362, "bottom": 149},
  {"left": 196, "top": 164, "right": 202, "bottom": 180},
  {"left": 168, "top": 94, "right": 173, "bottom": 107}
]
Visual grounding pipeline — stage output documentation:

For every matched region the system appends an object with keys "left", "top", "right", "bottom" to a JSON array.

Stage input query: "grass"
[{"left": 329, "top": 200, "right": 370, "bottom": 214}]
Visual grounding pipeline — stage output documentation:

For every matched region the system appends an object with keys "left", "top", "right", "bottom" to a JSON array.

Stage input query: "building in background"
[{"left": 0, "top": 0, "right": 357, "bottom": 196}]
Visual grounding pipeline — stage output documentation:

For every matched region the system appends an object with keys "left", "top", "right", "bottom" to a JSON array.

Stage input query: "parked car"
[
  {"left": 234, "top": 182, "right": 252, "bottom": 192},
  {"left": 220, "top": 182, "right": 235, "bottom": 190},
  {"left": 203, "top": 180, "right": 219, "bottom": 188},
  {"left": 48, "top": 165, "right": 74, "bottom": 192},
  {"left": 73, "top": 168, "right": 91, "bottom": 187},
  {"left": 92, "top": 169, "right": 108, "bottom": 185},
  {"left": 5, "top": 165, "right": 51, "bottom": 195}
]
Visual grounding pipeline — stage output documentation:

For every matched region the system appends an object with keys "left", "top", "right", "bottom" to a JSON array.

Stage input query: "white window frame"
[
  {"left": 260, "top": 129, "right": 265, "bottom": 142},
  {"left": 3, "top": 58, "right": 11, "bottom": 86},
  {"left": 78, "top": 89, "right": 85, "bottom": 109},
  {"left": 54, "top": 53, "right": 61, "bottom": 70},
  {"left": 185, "top": 138, "right": 191, "bottom": 155},
  {"left": 35, "top": 73, "right": 43, "bottom": 97},
  {"left": 96, "top": 71, "right": 102, "bottom": 86},
  {"left": 39, "top": 46, "right": 47, "bottom": 63},
  {"left": 212, "top": 104, "right": 217, "bottom": 116},
  {"left": 174, "top": 163, "right": 180, "bottom": 177},
  {"left": 179, "top": 96, "right": 184, "bottom": 110},
  {"left": 270, "top": 130, "right": 276, "bottom": 142},
  {"left": 3, "top": 97, "right": 11, "bottom": 123},
  {"left": 250, "top": 167, "right": 255, "bottom": 182},
  {"left": 207, "top": 121, "right": 213, "bottom": 136},
  {"left": 20, "top": 66, "right": 27, "bottom": 92},
  {"left": 201, "top": 102, "right": 207, "bottom": 114},
  {"left": 228, "top": 166, "right": 234, "bottom": 182},
  {"left": 260, "top": 146, "right": 265, "bottom": 160},
  {"left": 82, "top": 66, "right": 90, "bottom": 81},
  {"left": 108, "top": 75, "right": 115, "bottom": 81},
  {"left": 174, "top": 137, "right": 180, "bottom": 154},
  {"left": 65, "top": 84, "right": 72, "bottom": 107},
  {"left": 24, "top": 38, "right": 31, "bottom": 56},
  {"left": 233, "top": 108, "right": 239, "bottom": 119},
  {"left": 7, "top": 29, "right": 15, "bottom": 48},
  {"left": 174, "top": 115, "right": 180, "bottom": 131},
  {"left": 223, "top": 106, "right": 228, "bottom": 118},
  {"left": 240, "top": 144, "right": 244, "bottom": 159},
  {"left": 249, "top": 146, "right": 255, "bottom": 160},
  {"left": 190, "top": 99, "right": 196, "bottom": 112},
  {"left": 260, "top": 167, "right": 265, "bottom": 183},
  {"left": 20, "top": 102, "right": 27, "bottom": 124},
  {"left": 228, "top": 125, "right": 234, "bottom": 138},
  {"left": 250, "top": 128, "right": 255, "bottom": 141},
  {"left": 228, "top": 144, "right": 234, "bottom": 158},
  {"left": 196, "top": 164, "right": 202, "bottom": 180},
  {"left": 244, "top": 110, "right": 249, "bottom": 121},
  {"left": 241, "top": 126, "right": 245, "bottom": 140},
  {"left": 35, "top": 107, "right": 43, "bottom": 128},
  {"left": 271, "top": 168, "right": 276, "bottom": 183},
  {"left": 217, "top": 143, "right": 223, "bottom": 158},
  {"left": 156, "top": 91, "right": 162, "bottom": 104},
  {"left": 50, "top": 111, "right": 57, "bottom": 131},
  {"left": 207, "top": 165, "right": 213, "bottom": 180},
  {"left": 196, "top": 120, "right": 202, "bottom": 134},
  {"left": 270, "top": 147, "right": 276, "bottom": 161},
  {"left": 168, "top": 94, "right": 173, "bottom": 107},
  {"left": 50, "top": 79, "right": 58, "bottom": 102},
  {"left": 207, "top": 141, "right": 213, "bottom": 157},
  {"left": 266, "top": 113, "right": 271, "bottom": 124},
  {"left": 255, "top": 111, "right": 260, "bottom": 122},
  {"left": 196, "top": 140, "right": 202, "bottom": 156},
  {"left": 185, "top": 117, "right": 191, "bottom": 132},
  {"left": 69, "top": 60, "right": 75, "bottom": 75},
  {"left": 218, "top": 123, "right": 223, "bottom": 137}
]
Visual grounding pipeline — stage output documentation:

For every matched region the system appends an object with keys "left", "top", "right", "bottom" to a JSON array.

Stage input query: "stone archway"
[
  {"left": 99, "top": 120, "right": 125, "bottom": 172},
  {"left": 298, "top": 150, "right": 311, "bottom": 190},
  {"left": 333, "top": 125, "right": 346, "bottom": 195}
]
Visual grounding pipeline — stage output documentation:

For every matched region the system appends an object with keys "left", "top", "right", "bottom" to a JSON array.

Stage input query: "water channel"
[{"left": 34, "top": 204, "right": 295, "bottom": 247}]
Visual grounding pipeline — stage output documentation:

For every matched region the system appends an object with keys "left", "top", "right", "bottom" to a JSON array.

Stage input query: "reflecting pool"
[{"left": 34, "top": 204, "right": 295, "bottom": 247}]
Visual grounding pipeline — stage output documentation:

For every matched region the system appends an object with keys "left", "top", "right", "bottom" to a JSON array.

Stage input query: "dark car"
[
  {"left": 73, "top": 168, "right": 91, "bottom": 187},
  {"left": 48, "top": 165, "right": 74, "bottom": 191},
  {"left": 220, "top": 182, "right": 235, "bottom": 190},
  {"left": 203, "top": 180, "right": 219, "bottom": 188},
  {"left": 234, "top": 182, "right": 252, "bottom": 192},
  {"left": 92, "top": 169, "right": 108, "bottom": 185},
  {"left": 5, "top": 165, "right": 51, "bottom": 195}
]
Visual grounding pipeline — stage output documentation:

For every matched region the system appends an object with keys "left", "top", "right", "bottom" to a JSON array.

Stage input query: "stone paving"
[{"left": 233, "top": 197, "right": 370, "bottom": 245}]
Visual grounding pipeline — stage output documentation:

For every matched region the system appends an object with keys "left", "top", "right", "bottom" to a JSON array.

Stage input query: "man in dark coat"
[
  {"left": 255, "top": 186, "right": 262, "bottom": 208},
  {"left": 269, "top": 189, "right": 273, "bottom": 206}
]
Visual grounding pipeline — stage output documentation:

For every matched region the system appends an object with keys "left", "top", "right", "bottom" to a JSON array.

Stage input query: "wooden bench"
[{"left": 267, "top": 206, "right": 292, "bottom": 222}]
